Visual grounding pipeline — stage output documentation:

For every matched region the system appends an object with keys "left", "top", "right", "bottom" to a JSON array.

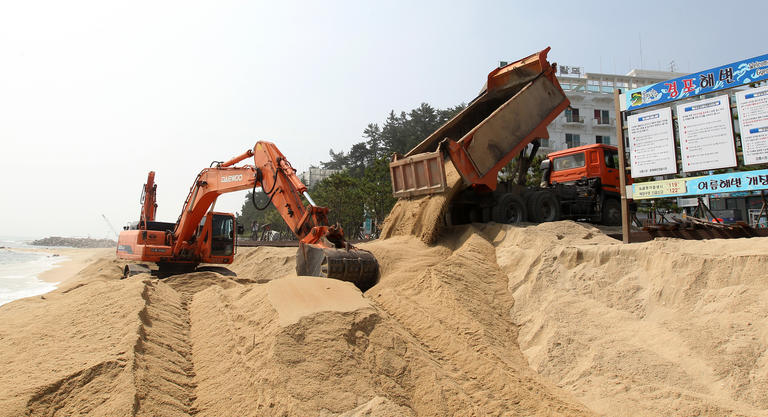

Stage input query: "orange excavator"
[{"left": 117, "top": 141, "right": 379, "bottom": 290}]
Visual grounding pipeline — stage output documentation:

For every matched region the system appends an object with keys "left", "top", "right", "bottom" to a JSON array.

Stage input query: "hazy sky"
[{"left": 2, "top": 0, "right": 766, "bottom": 239}]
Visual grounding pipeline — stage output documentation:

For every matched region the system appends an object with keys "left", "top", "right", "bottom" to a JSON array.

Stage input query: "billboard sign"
[
  {"left": 627, "top": 107, "right": 677, "bottom": 178},
  {"left": 555, "top": 65, "right": 584, "bottom": 77},
  {"left": 736, "top": 85, "right": 768, "bottom": 165},
  {"left": 677, "top": 95, "right": 737, "bottom": 172},
  {"left": 623, "top": 53, "right": 768, "bottom": 111},
  {"left": 632, "top": 178, "right": 688, "bottom": 199}
]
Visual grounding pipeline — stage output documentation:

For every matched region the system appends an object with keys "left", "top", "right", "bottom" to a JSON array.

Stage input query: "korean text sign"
[{"left": 624, "top": 53, "right": 768, "bottom": 112}]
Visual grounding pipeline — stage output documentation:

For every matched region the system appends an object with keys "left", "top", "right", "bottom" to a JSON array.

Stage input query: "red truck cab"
[{"left": 547, "top": 143, "right": 631, "bottom": 193}]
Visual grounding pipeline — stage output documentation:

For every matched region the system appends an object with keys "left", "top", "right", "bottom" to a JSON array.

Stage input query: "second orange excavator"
[{"left": 117, "top": 141, "right": 379, "bottom": 290}]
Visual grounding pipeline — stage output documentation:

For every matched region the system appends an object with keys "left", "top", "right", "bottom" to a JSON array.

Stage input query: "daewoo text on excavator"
[{"left": 116, "top": 142, "right": 379, "bottom": 290}]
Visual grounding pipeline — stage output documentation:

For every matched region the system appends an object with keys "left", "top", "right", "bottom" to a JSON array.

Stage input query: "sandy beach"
[
  {"left": 13, "top": 247, "right": 114, "bottom": 284},
  {"left": 0, "top": 222, "right": 766, "bottom": 416}
]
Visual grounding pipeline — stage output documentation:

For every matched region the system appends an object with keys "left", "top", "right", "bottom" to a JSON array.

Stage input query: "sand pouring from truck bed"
[{"left": 379, "top": 161, "right": 463, "bottom": 245}]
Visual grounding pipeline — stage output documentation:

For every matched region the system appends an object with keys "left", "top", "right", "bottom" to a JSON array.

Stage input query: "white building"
[
  {"left": 298, "top": 166, "right": 341, "bottom": 188},
  {"left": 542, "top": 66, "right": 683, "bottom": 153}
]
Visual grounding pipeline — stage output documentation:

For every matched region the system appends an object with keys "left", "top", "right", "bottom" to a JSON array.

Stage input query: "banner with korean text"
[
  {"left": 623, "top": 53, "right": 768, "bottom": 112},
  {"left": 631, "top": 169, "right": 768, "bottom": 199}
]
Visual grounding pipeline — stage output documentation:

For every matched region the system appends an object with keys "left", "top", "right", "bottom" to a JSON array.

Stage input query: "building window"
[
  {"left": 710, "top": 199, "right": 726, "bottom": 211},
  {"left": 565, "top": 133, "right": 580, "bottom": 148},
  {"left": 594, "top": 109, "right": 610, "bottom": 124},
  {"left": 596, "top": 135, "right": 611, "bottom": 145},
  {"left": 565, "top": 107, "right": 582, "bottom": 123},
  {"left": 539, "top": 138, "right": 550, "bottom": 148}
]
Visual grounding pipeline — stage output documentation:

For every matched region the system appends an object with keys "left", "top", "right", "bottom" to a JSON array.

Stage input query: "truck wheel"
[
  {"left": 601, "top": 198, "right": 621, "bottom": 226},
  {"left": 493, "top": 194, "right": 527, "bottom": 224},
  {"left": 469, "top": 207, "right": 489, "bottom": 223},
  {"left": 525, "top": 192, "right": 541, "bottom": 220},
  {"left": 532, "top": 191, "right": 561, "bottom": 223}
]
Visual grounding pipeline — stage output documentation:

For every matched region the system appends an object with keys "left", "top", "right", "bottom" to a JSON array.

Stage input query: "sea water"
[{"left": 0, "top": 237, "right": 64, "bottom": 306}]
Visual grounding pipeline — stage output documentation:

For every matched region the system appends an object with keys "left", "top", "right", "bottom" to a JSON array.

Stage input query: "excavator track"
[{"left": 296, "top": 243, "right": 379, "bottom": 291}]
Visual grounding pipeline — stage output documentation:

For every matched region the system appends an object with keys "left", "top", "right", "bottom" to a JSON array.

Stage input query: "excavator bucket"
[{"left": 296, "top": 242, "right": 379, "bottom": 291}]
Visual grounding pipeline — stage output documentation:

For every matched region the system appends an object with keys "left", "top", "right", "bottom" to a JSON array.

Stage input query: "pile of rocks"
[{"left": 31, "top": 237, "right": 117, "bottom": 248}]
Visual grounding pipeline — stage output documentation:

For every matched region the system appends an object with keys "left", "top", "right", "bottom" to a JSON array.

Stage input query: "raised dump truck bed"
[
  {"left": 389, "top": 47, "right": 569, "bottom": 198},
  {"left": 388, "top": 48, "right": 629, "bottom": 226}
]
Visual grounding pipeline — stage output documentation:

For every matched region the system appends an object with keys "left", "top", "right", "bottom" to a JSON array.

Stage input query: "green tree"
[
  {"left": 346, "top": 142, "right": 370, "bottom": 177},
  {"left": 311, "top": 171, "right": 365, "bottom": 238},
  {"left": 361, "top": 157, "right": 397, "bottom": 227},
  {"left": 363, "top": 123, "right": 384, "bottom": 163},
  {"left": 321, "top": 103, "right": 464, "bottom": 173},
  {"left": 237, "top": 191, "right": 294, "bottom": 239},
  {"left": 321, "top": 149, "right": 348, "bottom": 170},
  {"left": 239, "top": 102, "right": 465, "bottom": 241}
]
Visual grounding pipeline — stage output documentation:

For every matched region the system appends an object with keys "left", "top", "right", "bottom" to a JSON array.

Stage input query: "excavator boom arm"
[
  {"left": 172, "top": 166, "right": 258, "bottom": 253},
  {"left": 140, "top": 171, "right": 158, "bottom": 225},
  {"left": 120, "top": 140, "right": 379, "bottom": 290},
  {"left": 171, "top": 141, "right": 333, "bottom": 256}
]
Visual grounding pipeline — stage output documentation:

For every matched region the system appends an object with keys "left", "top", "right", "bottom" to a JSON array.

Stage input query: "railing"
[
  {"left": 592, "top": 118, "right": 615, "bottom": 127},
  {"left": 564, "top": 116, "right": 584, "bottom": 123}
]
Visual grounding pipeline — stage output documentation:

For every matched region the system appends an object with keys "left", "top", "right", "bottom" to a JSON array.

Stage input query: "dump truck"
[
  {"left": 117, "top": 141, "right": 379, "bottom": 290},
  {"left": 389, "top": 47, "right": 630, "bottom": 226}
]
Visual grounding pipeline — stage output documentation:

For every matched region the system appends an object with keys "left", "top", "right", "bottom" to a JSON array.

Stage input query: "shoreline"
[{"left": 12, "top": 247, "right": 112, "bottom": 284}]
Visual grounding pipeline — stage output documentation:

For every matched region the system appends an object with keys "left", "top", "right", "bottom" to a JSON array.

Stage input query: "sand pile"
[
  {"left": 496, "top": 221, "right": 768, "bottom": 416},
  {"left": 379, "top": 161, "right": 463, "bottom": 244},
  {"left": 364, "top": 232, "right": 592, "bottom": 415},
  {"left": 2, "top": 221, "right": 767, "bottom": 416},
  {"left": 0, "top": 239, "right": 590, "bottom": 416}
]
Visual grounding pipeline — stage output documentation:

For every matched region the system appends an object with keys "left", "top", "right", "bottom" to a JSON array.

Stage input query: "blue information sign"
[
  {"left": 687, "top": 170, "right": 768, "bottom": 196},
  {"left": 632, "top": 169, "right": 768, "bottom": 199},
  {"left": 625, "top": 53, "right": 768, "bottom": 111}
]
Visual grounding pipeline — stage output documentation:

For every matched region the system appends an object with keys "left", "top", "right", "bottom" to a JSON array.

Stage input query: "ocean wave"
[{"left": 0, "top": 249, "right": 65, "bottom": 306}]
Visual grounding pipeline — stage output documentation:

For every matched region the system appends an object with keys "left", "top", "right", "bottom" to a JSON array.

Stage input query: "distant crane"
[{"left": 101, "top": 214, "right": 119, "bottom": 239}]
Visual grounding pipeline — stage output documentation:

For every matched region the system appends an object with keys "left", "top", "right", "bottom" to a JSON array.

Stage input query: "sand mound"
[
  {"left": 0, "top": 233, "right": 591, "bottom": 416},
  {"left": 187, "top": 250, "right": 589, "bottom": 416},
  {"left": 227, "top": 246, "right": 297, "bottom": 282},
  {"left": 3, "top": 221, "right": 767, "bottom": 416},
  {"left": 498, "top": 221, "right": 768, "bottom": 416},
  {"left": 380, "top": 161, "right": 463, "bottom": 244},
  {"left": 0, "top": 274, "right": 193, "bottom": 416},
  {"left": 364, "top": 232, "right": 593, "bottom": 416}
]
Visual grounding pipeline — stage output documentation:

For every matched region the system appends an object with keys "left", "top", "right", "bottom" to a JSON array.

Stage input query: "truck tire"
[
  {"left": 601, "top": 198, "right": 621, "bottom": 226},
  {"left": 493, "top": 194, "right": 527, "bottom": 224},
  {"left": 470, "top": 207, "right": 490, "bottom": 223},
  {"left": 531, "top": 191, "right": 561, "bottom": 223},
  {"left": 525, "top": 191, "right": 541, "bottom": 220}
]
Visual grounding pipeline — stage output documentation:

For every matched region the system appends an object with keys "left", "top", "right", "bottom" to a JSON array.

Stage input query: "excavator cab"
[
  {"left": 196, "top": 212, "right": 237, "bottom": 262},
  {"left": 210, "top": 214, "right": 236, "bottom": 257}
]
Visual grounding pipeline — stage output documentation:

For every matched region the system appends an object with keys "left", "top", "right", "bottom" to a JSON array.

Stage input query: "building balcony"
[
  {"left": 592, "top": 118, "right": 615, "bottom": 127},
  {"left": 564, "top": 116, "right": 584, "bottom": 124},
  {"left": 592, "top": 94, "right": 616, "bottom": 102}
]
